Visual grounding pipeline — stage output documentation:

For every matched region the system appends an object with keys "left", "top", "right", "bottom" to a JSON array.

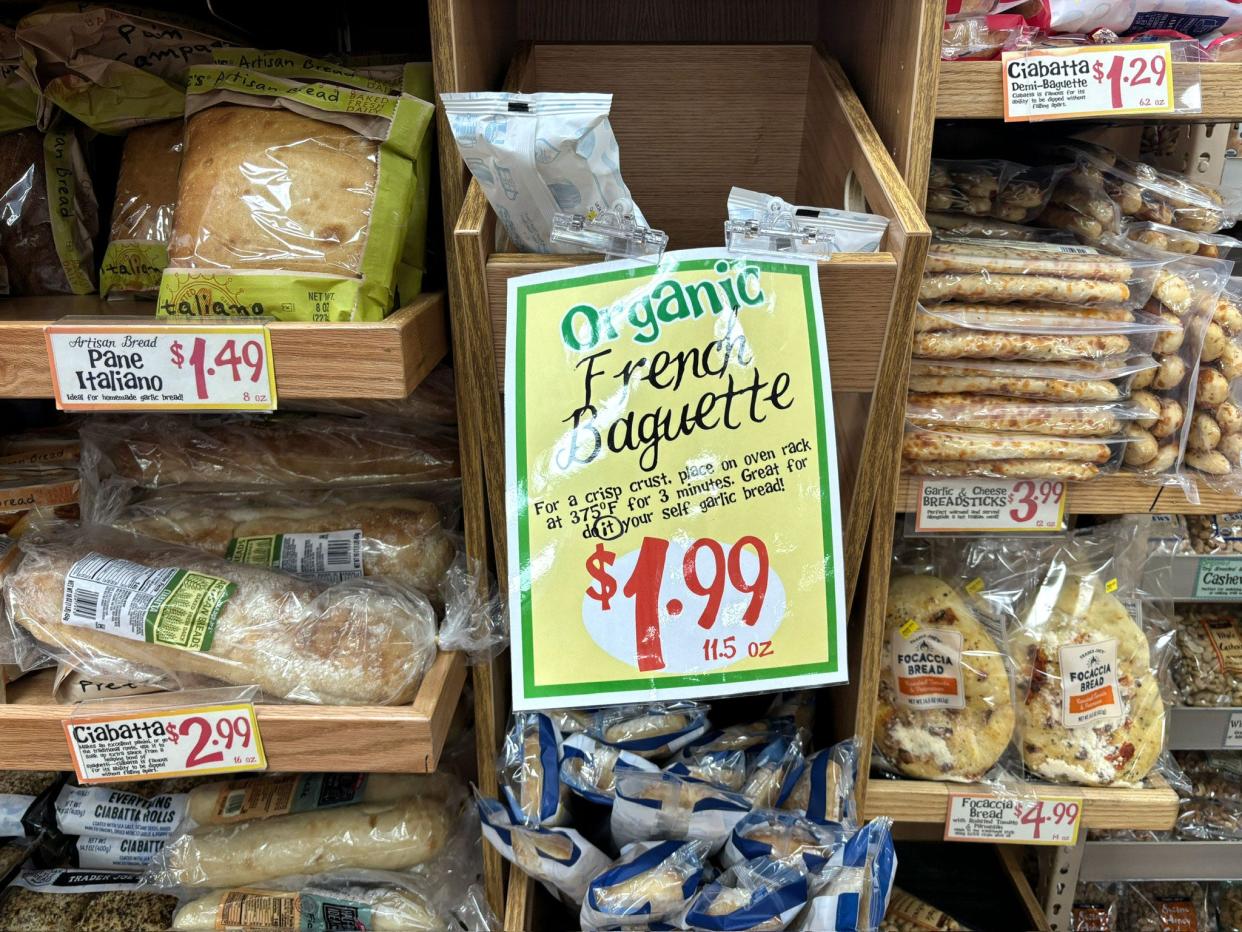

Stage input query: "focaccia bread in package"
[{"left": 158, "top": 65, "right": 433, "bottom": 321}]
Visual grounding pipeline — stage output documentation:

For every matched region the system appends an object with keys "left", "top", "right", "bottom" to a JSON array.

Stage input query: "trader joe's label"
[{"left": 506, "top": 248, "right": 846, "bottom": 709}]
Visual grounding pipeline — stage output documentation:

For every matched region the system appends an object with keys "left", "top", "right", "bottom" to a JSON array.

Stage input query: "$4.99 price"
[
  {"left": 945, "top": 794, "right": 1081, "bottom": 845},
  {"left": 584, "top": 535, "right": 777, "bottom": 673}
]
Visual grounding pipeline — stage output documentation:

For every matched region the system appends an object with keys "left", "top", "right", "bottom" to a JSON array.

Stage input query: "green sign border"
[{"left": 514, "top": 257, "right": 839, "bottom": 699}]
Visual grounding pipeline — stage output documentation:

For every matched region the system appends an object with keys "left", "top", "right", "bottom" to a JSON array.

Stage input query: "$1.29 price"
[
  {"left": 585, "top": 535, "right": 772, "bottom": 673},
  {"left": 169, "top": 336, "right": 267, "bottom": 402},
  {"left": 1091, "top": 51, "right": 1167, "bottom": 109}
]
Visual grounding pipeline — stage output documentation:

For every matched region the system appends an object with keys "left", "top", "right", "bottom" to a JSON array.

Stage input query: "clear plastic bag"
[
  {"left": 5, "top": 523, "right": 439, "bottom": 706},
  {"left": 160, "top": 66, "right": 434, "bottom": 322},
  {"left": 929, "top": 160, "right": 1066, "bottom": 223},
  {"left": 1183, "top": 279, "right": 1242, "bottom": 488},
  {"left": 610, "top": 770, "right": 752, "bottom": 854},
  {"left": 1185, "top": 512, "right": 1242, "bottom": 553},
  {"left": 1071, "top": 881, "right": 1121, "bottom": 932},
  {"left": 741, "top": 735, "right": 806, "bottom": 809},
  {"left": 476, "top": 790, "right": 610, "bottom": 905},
  {"left": 906, "top": 392, "right": 1153, "bottom": 436},
  {"left": 561, "top": 733, "right": 660, "bottom": 805},
  {"left": 1012, "top": 525, "right": 1168, "bottom": 786},
  {"left": 580, "top": 838, "right": 711, "bottom": 930},
  {"left": 877, "top": 540, "right": 1021, "bottom": 783},
  {"left": 80, "top": 414, "right": 459, "bottom": 496},
  {"left": 91, "top": 482, "right": 461, "bottom": 598},
  {"left": 941, "top": 15, "right": 1038, "bottom": 60},
  {"left": 1169, "top": 606, "right": 1242, "bottom": 706},
  {"left": 499, "top": 711, "right": 569, "bottom": 827},
  {"left": 1034, "top": 1, "right": 1242, "bottom": 36},
  {"left": 99, "top": 120, "right": 183, "bottom": 298},
  {"left": 1219, "top": 881, "right": 1242, "bottom": 932},
  {"left": 794, "top": 818, "right": 897, "bottom": 932},
  {"left": 780, "top": 738, "right": 861, "bottom": 828},
  {"left": 916, "top": 302, "right": 1174, "bottom": 339},
  {"left": 1117, "top": 882, "right": 1213, "bottom": 932},
  {"left": 441, "top": 92, "right": 646, "bottom": 255},
  {"left": 721, "top": 809, "right": 847, "bottom": 872},
  {"left": 665, "top": 746, "right": 748, "bottom": 791},
  {"left": 150, "top": 776, "right": 465, "bottom": 889},
  {"left": 1038, "top": 166, "right": 1123, "bottom": 242},
  {"left": 908, "top": 356, "right": 1157, "bottom": 402},
  {"left": 0, "top": 126, "right": 98, "bottom": 295},
  {"left": 0, "top": 869, "right": 179, "bottom": 931},
  {"left": 587, "top": 702, "right": 710, "bottom": 760},
  {"left": 880, "top": 887, "right": 970, "bottom": 932},
  {"left": 169, "top": 868, "right": 475, "bottom": 932},
  {"left": 901, "top": 423, "right": 1121, "bottom": 481},
  {"left": 681, "top": 856, "right": 811, "bottom": 931},
  {"left": 726, "top": 187, "right": 889, "bottom": 254},
  {"left": 1123, "top": 219, "right": 1241, "bottom": 259}
]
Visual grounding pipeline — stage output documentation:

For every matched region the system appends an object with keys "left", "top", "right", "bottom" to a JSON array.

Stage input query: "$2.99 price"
[
  {"left": 169, "top": 336, "right": 267, "bottom": 402},
  {"left": 171, "top": 713, "right": 255, "bottom": 769},
  {"left": 585, "top": 535, "right": 771, "bottom": 673}
]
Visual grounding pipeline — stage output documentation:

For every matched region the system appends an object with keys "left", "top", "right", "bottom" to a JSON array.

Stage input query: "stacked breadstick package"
[{"left": 905, "top": 237, "right": 1171, "bottom": 482}]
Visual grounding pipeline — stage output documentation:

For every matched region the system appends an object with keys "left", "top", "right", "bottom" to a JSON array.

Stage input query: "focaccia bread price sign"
[{"left": 506, "top": 248, "right": 847, "bottom": 709}]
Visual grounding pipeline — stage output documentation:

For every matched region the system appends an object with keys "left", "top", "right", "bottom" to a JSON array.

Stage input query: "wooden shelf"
[
  {"left": 0, "top": 292, "right": 448, "bottom": 400},
  {"left": 865, "top": 776, "right": 1180, "bottom": 830},
  {"left": 0, "top": 651, "right": 466, "bottom": 773},
  {"left": 937, "top": 60, "right": 1242, "bottom": 120}
]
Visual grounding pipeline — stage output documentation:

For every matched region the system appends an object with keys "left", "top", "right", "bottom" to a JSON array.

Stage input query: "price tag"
[
  {"left": 64, "top": 702, "right": 266, "bottom": 783},
  {"left": 1225, "top": 712, "right": 1242, "bottom": 749},
  {"left": 915, "top": 477, "right": 1066, "bottom": 533},
  {"left": 45, "top": 324, "right": 277, "bottom": 412},
  {"left": 1194, "top": 558, "right": 1242, "bottom": 599},
  {"left": 945, "top": 794, "right": 1082, "bottom": 845},
  {"left": 1002, "top": 43, "right": 1175, "bottom": 122}
]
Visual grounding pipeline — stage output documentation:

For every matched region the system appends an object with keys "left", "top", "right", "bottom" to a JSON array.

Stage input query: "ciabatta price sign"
[
  {"left": 45, "top": 321, "right": 276, "bottom": 412},
  {"left": 1003, "top": 43, "right": 1176, "bottom": 122},
  {"left": 506, "top": 248, "right": 847, "bottom": 709}
]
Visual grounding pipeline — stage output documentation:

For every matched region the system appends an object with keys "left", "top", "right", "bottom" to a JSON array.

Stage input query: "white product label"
[
  {"left": 61, "top": 553, "right": 234, "bottom": 653},
  {"left": 45, "top": 325, "right": 276, "bottom": 412},
  {"left": 915, "top": 478, "right": 1066, "bottom": 533},
  {"left": 75, "top": 835, "right": 165, "bottom": 871},
  {"left": 64, "top": 703, "right": 266, "bottom": 783},
  {"left": 1002, "top": 44, "right": 1175, "bottom": 122},
  {"left": 225, "top": 529, "right": 363, "bottom": 585},
  {"left": 891, "top": 628, "right": 965, "bottom": 710},
  {"left": 1225, "top": 712, "right": 1242, "bottom": 749},
  {"left": 11, "top": 868, "right": 142, "bottom": 893},
  {"left": 0, "top": 794, "right": 34, "bottom": 837},
  {"left": 54, "top": 785, "right": 187, "bottom": 840},
  {"left": 945, "top": 794, "right": 1082, "bottom": 845},
  {"left": 1060, "top": 639, "right": 1122, "bottom": 727},
  {"left": 948, "top": 236, "right": 1099, "bottom": 255}
]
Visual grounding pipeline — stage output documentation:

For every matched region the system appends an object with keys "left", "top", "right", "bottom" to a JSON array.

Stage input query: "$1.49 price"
[
  {"left": 168, "top": 336, "right": 267, "bottom": 401},
  {"left": 584, "top": 535, "right": 775, "bottom": 673}
]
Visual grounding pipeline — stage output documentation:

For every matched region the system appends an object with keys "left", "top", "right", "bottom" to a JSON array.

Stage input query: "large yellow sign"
[{"left": 507, "top": 248, "right": 847, "bottom": 709}]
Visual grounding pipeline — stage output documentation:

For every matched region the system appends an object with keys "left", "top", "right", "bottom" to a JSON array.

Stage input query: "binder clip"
[
  {"left": 724, "top": 199, "right": 840, "bottom": 260},
  {"left": 551, "top": 202, "right": 668, "bottom": 260}
]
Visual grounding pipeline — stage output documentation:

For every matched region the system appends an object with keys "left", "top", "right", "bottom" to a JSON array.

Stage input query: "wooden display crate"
[
  {"left": 0, "top": 292, "right": 448, "bottom": 399},
  {"left": 0, "top": 651, "right": 466, "bottom": 773}
]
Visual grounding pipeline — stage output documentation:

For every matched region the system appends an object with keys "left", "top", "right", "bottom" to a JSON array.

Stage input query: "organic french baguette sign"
[{"left": 506, "top": 248, "right": 846, "bottom": 709}]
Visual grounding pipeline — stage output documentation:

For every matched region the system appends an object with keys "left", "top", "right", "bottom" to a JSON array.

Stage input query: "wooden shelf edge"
[
  {"left": 937, "top": 60, "right": 1242, "bottom": 121},
  {"left": 0, "top": 650, "right": 467, "bottom": 773},
  {"left": 864, "top": 776, "right": 1180, "bottom": 830},
  {"left": 0, "top": 292, "right": 448, "bottom": 401}
]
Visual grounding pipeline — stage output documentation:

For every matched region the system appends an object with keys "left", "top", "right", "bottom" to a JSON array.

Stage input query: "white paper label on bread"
[
  {"left": 225, "top": 529, "right": 363, "bottom": 585},
  {"left": 62, "top": 553, "right": 235, "bottom": 653},
  {"left": 1059, "top": 639, "right": 1123, "bottom": 727},
  {"left": 55, "top": 785, "right": 188, "bottom": 840},
  {"left": 944, "top": 794, "right": 1082, "bottom": 845},
  {"left": 892, "top": 629, "right": 965, "bottom": 710},
  {"left": 75, "top": 835, "right": 165, "bottom": 870},
  {"left": 1001, "top": 44, "right": 1176, "bottom": 122}
]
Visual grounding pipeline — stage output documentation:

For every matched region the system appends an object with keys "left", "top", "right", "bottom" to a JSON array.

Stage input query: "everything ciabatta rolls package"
[{"left": 158, "top": 65, "right": 433, "bottom": 321}]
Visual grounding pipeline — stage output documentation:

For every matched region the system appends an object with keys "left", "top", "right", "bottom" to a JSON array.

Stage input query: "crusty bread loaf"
[
  {"left": 168, "top": 106, "right": 378, "bottom": 276},
  {"left": 110, "top": 120, "right": 183, "bottom": 248}
]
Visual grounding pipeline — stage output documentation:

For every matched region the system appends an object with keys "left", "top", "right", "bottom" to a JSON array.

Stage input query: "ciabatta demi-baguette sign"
[{"left": 505, "top": 248, "right": 847, "bottom": 708}]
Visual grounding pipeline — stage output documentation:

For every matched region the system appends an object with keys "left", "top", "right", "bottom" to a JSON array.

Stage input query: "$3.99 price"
[
  {"left": 169, "top": 336, "right": 267, "bottom": 402},
  {"left": 583, "top": 535, "right": 778, "bottom": 673},
  {"left": 1007, "top": 479, "right": 1064, "bottom": 525}
]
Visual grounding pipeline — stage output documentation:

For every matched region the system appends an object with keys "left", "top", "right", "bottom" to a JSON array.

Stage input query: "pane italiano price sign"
[
  {"left": 1003, "top": 43, "right": 1175, "bottom": 122},
  {"left": 506, "top": 248, "right": 847, "bottom": 709},
  {"left": 46, "top": 323, "right": 276, "bottom": 411}
]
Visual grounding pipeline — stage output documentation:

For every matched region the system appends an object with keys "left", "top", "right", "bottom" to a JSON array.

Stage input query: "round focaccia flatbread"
[
  {"left": 1012, "top": 578, "right": 1163, "bottom": 786},
  {"left": 877, "top": 575, "right": 1015, "bottom": 781}
]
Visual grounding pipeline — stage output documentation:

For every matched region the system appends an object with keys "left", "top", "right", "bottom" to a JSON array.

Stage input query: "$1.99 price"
[{"left": 583, "top": 535, "right": 780, "bottom": 673}]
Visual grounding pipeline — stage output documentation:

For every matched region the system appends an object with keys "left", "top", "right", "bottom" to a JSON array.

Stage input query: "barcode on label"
[
  {"left": 325, "top": 538, "right": 353, "bottom": 568},
  {"left": 71, "top": 587, "right": 100, "bottom": 622},
  {"left": 222, "top": 789, "right": 246, "bottom": 817}
]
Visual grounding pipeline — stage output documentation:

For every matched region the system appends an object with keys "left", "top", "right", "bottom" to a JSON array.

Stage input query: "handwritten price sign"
[
  {"left": 945, "top": 794, "right": 1082, "bottom": 845},
  {"left": 1003, "top": 43, "right": 1175, "bottom": 121},
  {"left": 584, "top": 536, "right": 783, "bottom": 674},
  {"left": 64, "top": 703, "right": 266, "bottom": 783},
  {"left": 916, "top": 477, "right": 1066, "bottom": 533},
  {"left": 46, "top": 324, "right": 277, "bottom": 412}
]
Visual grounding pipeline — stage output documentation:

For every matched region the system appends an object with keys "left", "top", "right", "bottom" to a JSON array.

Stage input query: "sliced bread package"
[{"left": 158, "top": 65, "right": 433, "bottom": 321}]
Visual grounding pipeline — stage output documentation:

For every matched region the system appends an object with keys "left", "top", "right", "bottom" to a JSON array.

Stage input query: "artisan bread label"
[
  {"left": 212, "top": 773, "right": 369, "bottom": 823},
  {"left": 891, "top": 628, "right": 965, "bottom": 710},
  {"left": 1059, "top": 639, "right": 1122, "bottom": 727},
  {"left": 1200, "top": 616, "right": 1242, "bottom": 675},
  {"left": 216, "top": 889, "right": 375, "bottom": 931},
  {"left": 61, "top": 553, "right": 235, "bottom": 652},
  {"left": 225, "top": 529, "right": 363, "bottom": 585}
]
